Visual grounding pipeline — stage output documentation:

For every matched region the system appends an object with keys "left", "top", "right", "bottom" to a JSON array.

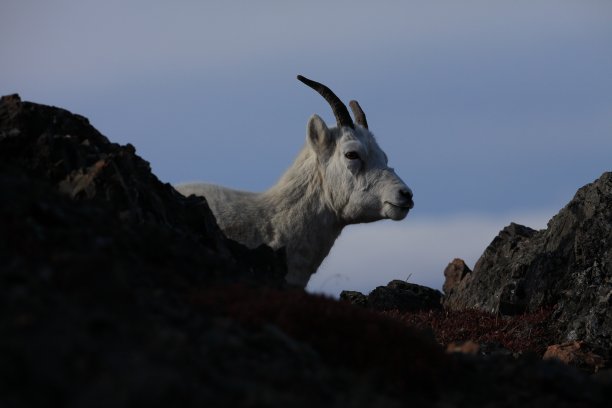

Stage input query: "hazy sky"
[{"left": 2, "top": 1, "right": 611, "bottom": 296}]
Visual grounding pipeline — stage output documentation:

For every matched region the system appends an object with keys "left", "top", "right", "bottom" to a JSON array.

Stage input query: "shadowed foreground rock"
[
  {"left": 0, "top": 94, "right": 286, "bottom": 285},
  {"left": 1, "top": 94, "right": 611, "bottom": 407},
  {"left": 442, "top": 172, "right": 612, "bottom": 361}
]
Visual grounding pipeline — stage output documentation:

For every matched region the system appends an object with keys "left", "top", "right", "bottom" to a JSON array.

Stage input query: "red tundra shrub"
[
  {"left": 385, "top": 308, "right": 555, "bottom": 355},
  {"left": 191, "top": 285, "right": 449, "bottom": 392}
]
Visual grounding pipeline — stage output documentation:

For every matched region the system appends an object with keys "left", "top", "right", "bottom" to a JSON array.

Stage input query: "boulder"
[
  {"left": 442, "top": 258, "right": 472, "bottom": 296},
  {"left": 442, "top": 172, "right": 612, "bottom": 358},
  {"left": 543, "top": 341, "right": 605, "bottom": 373},
  {"left": 338, "top": 290, "right": 368, "bottom": 307},
  {"left": 442, "top": 223, "right": 537, "bottom": 314},
  {"left": 341, "top": 280, "right": 442, "bottom": 312}
]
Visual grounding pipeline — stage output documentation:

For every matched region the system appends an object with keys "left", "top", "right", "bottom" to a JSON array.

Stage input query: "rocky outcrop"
[
  {"left": 340, "top": 280, "right": 442, "bottom": 312},
  {"left": 0, "top": 94, "right": 286, "bottom": 286},
  {"left": 442, "top": 172, "right": 612, "bottom": 358},
  {"left": 2, "top": 94, "right": 611, "bottom": 407},
  {"left": 442, "top": 258, "right": 472, "bottom": 296}
]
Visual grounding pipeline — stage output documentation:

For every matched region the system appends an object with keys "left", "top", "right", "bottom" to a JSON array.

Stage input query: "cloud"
[
  {"left": 306, "top": 210, "right": 554, "bottom": 297},
  {"left": 2, "top": 0, "right": 611, "bottom": 94}
]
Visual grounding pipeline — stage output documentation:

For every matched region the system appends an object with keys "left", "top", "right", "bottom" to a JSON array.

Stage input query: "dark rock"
[
  {"left": 339, "top": 290, "right": 368, "bottom": 307},
  {"left": 442, "top": 223, "right": 537, "bottom": 313},
  {"left": 442, "top": 172, "right": 612, "bottom": 359},
  {"left": 341, "top": 280, "right": 442, "bottom": 312},
  {"left": 0, "top": 93, "right": 287, "bottom": 286},
  {"left": 369, "top": 280, "right": 443, "bottom": 312}
]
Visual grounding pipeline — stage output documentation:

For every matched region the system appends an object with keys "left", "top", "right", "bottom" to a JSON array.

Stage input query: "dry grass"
[{"left": 385, "top": 308, "right": 556, "bottom": 355}]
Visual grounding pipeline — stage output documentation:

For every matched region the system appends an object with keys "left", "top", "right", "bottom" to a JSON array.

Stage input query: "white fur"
[{"left": 176, "top": 115, "right": 413, "bottom": 287}]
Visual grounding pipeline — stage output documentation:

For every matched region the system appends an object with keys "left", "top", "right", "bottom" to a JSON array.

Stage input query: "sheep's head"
[{"left": 298, "top": 75, "right": 413, "bottom": 224}]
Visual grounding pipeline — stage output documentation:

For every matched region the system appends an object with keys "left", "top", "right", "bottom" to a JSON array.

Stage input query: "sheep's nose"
[{"left": 400, "top": 188, "right": 414, "bottom": 209}]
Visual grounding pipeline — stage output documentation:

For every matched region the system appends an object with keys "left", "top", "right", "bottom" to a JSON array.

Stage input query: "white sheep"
[{"left": 176, "top": 75, "right": 413, "bottom": 287}]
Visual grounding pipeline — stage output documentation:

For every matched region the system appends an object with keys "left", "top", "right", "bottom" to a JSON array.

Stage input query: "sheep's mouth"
[
  {"left": 384, "top": 201, "right": 411, "bottom": 221},
  {"left": 385, "top": 201, "right": 413, "bottom": 210}
]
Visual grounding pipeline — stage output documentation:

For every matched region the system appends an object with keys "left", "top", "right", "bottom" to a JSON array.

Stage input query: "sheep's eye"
[{"left": 345, "top": 151, "right": 360, "bottom": 160}]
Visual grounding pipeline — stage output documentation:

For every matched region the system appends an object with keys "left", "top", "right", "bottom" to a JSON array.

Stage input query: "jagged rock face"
[
  {"left": 442, "top": 223, "right": 538, "bottom": 314},
  {"left": 0, "top": 94, "right": 287, "bottom": 288},
  {"left": 443, "top": 172, "right": 612, "bottom": 355}
]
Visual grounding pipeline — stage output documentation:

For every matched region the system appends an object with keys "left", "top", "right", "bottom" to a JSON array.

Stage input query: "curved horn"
[
  {"left": 349, "top": 100, "right": 368, "bottom": 129},
  {"left": 297, "top": 75, "right": 354, "bottom": 129}
]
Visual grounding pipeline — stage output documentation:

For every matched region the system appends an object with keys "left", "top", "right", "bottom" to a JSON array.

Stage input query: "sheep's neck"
[{"left": 262, "top": 151, "right": 343, "bottom": 285}]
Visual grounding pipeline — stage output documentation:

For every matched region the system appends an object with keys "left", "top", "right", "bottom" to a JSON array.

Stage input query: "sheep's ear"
[{"left": 306, "top": 114, "right": 333, "bottom": 157}]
